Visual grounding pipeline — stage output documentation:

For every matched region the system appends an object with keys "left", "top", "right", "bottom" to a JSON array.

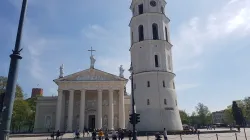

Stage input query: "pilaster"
[{"left": 108, "top": 89, "right": 114, "bottom": 130}]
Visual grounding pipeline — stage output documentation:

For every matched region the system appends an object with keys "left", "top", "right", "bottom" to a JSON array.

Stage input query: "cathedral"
[{"left": 34, "top": 0, "right": 182, "bottom": 132}]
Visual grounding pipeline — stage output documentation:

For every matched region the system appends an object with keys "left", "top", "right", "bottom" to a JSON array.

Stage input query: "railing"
[{"left": 145, "top": 132, "right": 249, "bottom": 140}]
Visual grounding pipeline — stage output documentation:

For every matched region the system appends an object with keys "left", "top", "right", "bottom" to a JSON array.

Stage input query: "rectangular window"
[
  {"left": 164, "top": 99, "right": 167, "bottom": 105},
  {"left": 165, "top": 27, "right": 168, "bottom": 42},
  {"left": 134, "top": 84, "right": 136, "bottom": 90},
  {"left": 154, "top": 55, "right": 159, "bottom": 67},
  {"left": 163, "top": 81, "right": 165, "bottom": 87},
  {"left": 138, "top": 4, "right": 143, "bottom": 15},
  {"left": 147, "top": 99, "right": 150, "bottom": 105},
  {"left": 147, "top": 81, "right": 150, "bottom": 87},
  {"left": 175, "top": 99, "right": 177, "bottom": 106},
  {"left": 173, "top": 82, "right": 175, "bottom": 89}
]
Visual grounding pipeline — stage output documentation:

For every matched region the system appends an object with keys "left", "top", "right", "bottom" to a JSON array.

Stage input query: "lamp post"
[
  {"left": 0, "top": 0, "right": 27, "bottom": 139},
  {"left": 129, "top": 63, "right": 137, "bottom": 140}
]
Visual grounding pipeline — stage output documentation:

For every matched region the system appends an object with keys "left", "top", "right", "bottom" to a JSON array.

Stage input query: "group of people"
[
  {"left": 91, "top": 128, "right": 126, "bottom": 140},
  {"left": 50, "top": 128, "right": 169, "bottom": 140}
]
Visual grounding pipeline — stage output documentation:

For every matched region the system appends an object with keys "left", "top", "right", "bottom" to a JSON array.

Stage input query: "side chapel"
[{"left": 34, "top": 50, "right": 131, "bottom": 132}]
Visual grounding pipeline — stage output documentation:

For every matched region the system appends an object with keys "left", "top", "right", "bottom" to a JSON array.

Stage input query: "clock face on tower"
[{"left": 150, "top": 1, "right": 157, "bottom": 7}]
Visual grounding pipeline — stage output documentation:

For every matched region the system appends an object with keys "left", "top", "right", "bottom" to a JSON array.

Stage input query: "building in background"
[
  {"left": 31, "top": 88, "right": 43, "bottom": 98},
  {"left": 212, "top": 110, "right": 226, "bottom": 124}
]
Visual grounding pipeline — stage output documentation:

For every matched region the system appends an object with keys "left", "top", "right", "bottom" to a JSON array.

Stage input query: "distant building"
[
  {"left": 31, "top": 88, "right": 43, "bottom": 98},
  {"left": 212, "top": 110, "right": 226, "bottom": 124}
]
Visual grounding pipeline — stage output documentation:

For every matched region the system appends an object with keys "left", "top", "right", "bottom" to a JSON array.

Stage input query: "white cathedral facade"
[
  {"left": 34, "top": 0, "right": 182, "bottom": 132},
  {"left": 129, "top": 0, "right": 183, "bottom": 131}
]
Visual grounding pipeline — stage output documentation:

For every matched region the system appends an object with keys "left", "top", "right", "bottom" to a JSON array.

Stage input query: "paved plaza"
[{"left": 10, "top": 128, "right": 250, "bottom": 140}]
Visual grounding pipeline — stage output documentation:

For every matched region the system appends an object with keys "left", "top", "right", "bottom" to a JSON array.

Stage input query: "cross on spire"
[{"left": 88, "top": 46, "right": 96, "bottom": 56}]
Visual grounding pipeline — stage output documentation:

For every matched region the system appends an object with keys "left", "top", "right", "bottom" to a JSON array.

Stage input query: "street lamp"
[
  {"left": 0, "top": 0, "right": 27, "bottom": 139},
  {"left": 129, "top": 63, "right": 137, "bottom": 140}
]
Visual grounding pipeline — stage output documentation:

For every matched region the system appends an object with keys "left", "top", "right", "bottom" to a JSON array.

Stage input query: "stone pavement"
[{"left": 10, "top": 128, "right": 250, "bottom": 140}]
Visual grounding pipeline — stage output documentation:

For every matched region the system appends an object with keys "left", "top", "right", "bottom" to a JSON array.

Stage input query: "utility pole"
[
  {"left": 0, "top": 0, "right": 27, "bottom": 139},
  {"left": 129, "top": 64, "right": 137, "bottom": 140}
]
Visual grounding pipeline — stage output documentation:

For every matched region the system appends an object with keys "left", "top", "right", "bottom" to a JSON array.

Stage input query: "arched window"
[
  {"left": 164, "top": 99, "right": 167, "bottom": 105},
  {"left": 147, "top": 99, "right": 150, "bottom": 105},
  {"left": 165, "top": 27, "right": 168, "bottom": 41},
  {"left": 138, "top": 25, "right": 144, "bottom": 41},
  {"left": 154, "top": 55, "right": 159, "bottom": 67},
  {"left": 167, "top": 55, "right": 171, "bottom": 70},
  {"left": 175, "top": 99, "right": 177, "bottom": 106},
  {"left": 138, "top": 4, "right": 143, "bottom": 14},
  {"left": 147, "top": 81, "right": 150, "bottom": 87},
  {"left": 163, "top": 81, "right": 165, "bottom": 87},
  {"left": 152, "top": 23, "right": 159, "bottom": 40}
]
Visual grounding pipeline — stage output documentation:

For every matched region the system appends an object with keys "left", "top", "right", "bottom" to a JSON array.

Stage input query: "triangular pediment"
[{"left": 54, "top": 68, "right": 127, "bottom": 82}]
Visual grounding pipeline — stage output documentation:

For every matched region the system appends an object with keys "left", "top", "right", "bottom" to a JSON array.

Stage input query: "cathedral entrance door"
[{"left": 88, "top": 115, "right": 95, "bottom": 129}]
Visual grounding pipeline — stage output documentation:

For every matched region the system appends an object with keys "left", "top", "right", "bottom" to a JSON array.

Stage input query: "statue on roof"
[
  {"left": 88, "top": 47, "right": 96, "bottom": 69},
  {"left": 119, "top": 65, "right": 125, "bottom": 78},
  {"left": 90, "top": 55, "right": 96, "bottom": 68},
  {"left": 59, "top": 64, "right": 64, "bottom": 78}
]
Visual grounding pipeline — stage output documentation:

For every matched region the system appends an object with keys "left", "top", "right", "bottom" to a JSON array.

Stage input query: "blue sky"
[{"left": 0, "top": 0, "right": 250, "bottom": 114}]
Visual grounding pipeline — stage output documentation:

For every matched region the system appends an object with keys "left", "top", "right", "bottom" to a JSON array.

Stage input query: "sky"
[{"left": 0, "top": 0, "right": 250, "bottom": 114}]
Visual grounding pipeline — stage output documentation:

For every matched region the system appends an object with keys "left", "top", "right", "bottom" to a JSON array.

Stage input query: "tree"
[
  {"left": 0, "top": 76, "right": 24, "bottom": 98},
  {"left": 11, "top": 99, "right": 30, "bottom": 132},
  {"left": 195, "top": 103, "right": 211, "bottom": 125},
  {"left": 224, "top": 107, "right": 234, "bottom": 124},
  {"left": 243, "top": 97, "right": 250, "bottom": 122},
  {"left": 179, "top": 110, "right": 190, "bottom": 124}
]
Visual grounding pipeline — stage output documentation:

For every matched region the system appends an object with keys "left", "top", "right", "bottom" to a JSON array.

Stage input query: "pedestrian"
[
  {"left": 92, "top": 129, "right": 97, "bottom": 140},
  {"left": 56, "top": 130, "right": 60, "bottom": 140},
  {"left": 98, "top": 129, "right": 104, "bottom": 140},
  {"left": 104, "top": 129, "right": 109, "bottom": 140},
  {"left": 50, "top": 131, "right": 55, "bottom": 140},
  {"left": 163, "top": 128, "right": 168, "bottom": 140},
  {"left": 128, "top": 130, "right": 132, "bottom": 140}
]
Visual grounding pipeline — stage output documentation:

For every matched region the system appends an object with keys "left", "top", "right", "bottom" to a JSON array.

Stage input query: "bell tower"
[{"left": 129, "top": 0, "right": 183, "bottom": 131}]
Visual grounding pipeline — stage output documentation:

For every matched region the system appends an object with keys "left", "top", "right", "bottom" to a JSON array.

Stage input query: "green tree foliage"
[
  {"left": 224, "top": 107, "right": 234, "bottom": 124},
  {"left": 0, "top": 76, "right": 38, "bottom": 132},
  {"left": 11, "top": 99, "right": 30, "bottom": 132},
  {"left": 179, "top": 110, "right": 190, "bottom": 124},
  {"left": 0, "top": 76, "right": 24, "bottom": 98},
  {"left": 195, "top": 103, "right": 211, "bottom": 125}
]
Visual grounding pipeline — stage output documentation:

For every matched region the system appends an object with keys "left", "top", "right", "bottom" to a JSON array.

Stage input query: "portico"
[{"left": 54, "top": 68, "right": 127, "bottom": 132}]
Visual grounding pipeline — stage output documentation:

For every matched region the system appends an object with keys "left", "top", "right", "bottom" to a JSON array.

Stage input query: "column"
[
  {"left": 119, "top": 88, "right": 125, "bottom": 129},
  {"left": 67, "top": 89, "right": 74, "bottom": 132},
  {"left": 55, "top": 89, "right": 63, "bottom": 131},
  {"left": 79, "top": 89, "right": 86, "bottom": 132},
  {"left": 108, "top": 89, "right": 114, "bottom": 130},
  {"left": 97, "top": 89, "right": 102, "bottom": 129}
]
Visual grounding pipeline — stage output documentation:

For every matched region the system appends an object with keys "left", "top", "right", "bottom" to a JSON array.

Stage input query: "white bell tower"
[{"left": 129, "top": 0, "right": 183, "bottom": 131}]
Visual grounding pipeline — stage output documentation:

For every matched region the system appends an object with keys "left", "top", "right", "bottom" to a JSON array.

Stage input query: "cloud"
[
  {"left": 172, "top": 0, "right": 250, "bottom": 72},
  {"left": 176, "top": 84, "right": 200, "bottom": 91}
]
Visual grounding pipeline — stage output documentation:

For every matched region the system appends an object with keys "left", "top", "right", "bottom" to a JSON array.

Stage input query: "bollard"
[
  {"left": 235, "top": 133, "right": 238, "bottom": 140},
  {"left": 147, "top": 133, "right": 149, "bottom": 140},
  {"left": 198, "top": 133, "right": 200, "bottom": 140},
  {"left": 180, "top": 134, "right": 182, "bottom": 140},
  {"left": 216, "top": 134, "right": 218, "bottom": 140}
]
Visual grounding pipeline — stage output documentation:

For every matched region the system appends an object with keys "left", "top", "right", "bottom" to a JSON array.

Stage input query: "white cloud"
[{"left": 173, "top": 0, "right": 250, "bottom": 72}]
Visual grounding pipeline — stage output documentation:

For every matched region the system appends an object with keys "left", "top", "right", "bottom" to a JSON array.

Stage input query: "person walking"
[
  {"left": 128, "top": 130, "right": 132, "bottom": 140},
  {"left": 98, "top": 129, "right": 104, "bottom": 140},
  {"left": 163, "top": 128, "right": 168, "bottom": 140}
]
